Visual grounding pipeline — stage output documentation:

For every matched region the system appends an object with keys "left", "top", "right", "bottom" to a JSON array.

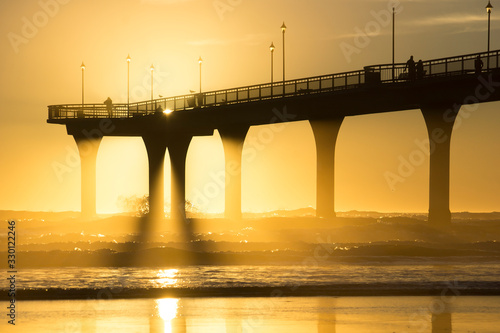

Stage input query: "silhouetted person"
[
  {"left": 104, "top": 97, "right": 113, "bottom": 117},
  {"left": 406, "top": 56, "right": 416, "bottom": 81},
  {"left": 416, "top": 60, "right": 424, "bottom": 80},
  {"left": 154, "top": 105, "right": 163, "bottom": 115},
  {"left": 196, "top": 93, "right": 204, "bottom": 108},
  {"left": 475, "top": 55, "right": 483, "bottom": 75}
]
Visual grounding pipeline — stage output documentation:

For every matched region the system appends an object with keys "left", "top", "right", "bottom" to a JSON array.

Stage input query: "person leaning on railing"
[
  {"left": 405, "top": 56, "right": 416, "bottom": 81},
  {"left": 416, "top": 60, "right": 424, "bottom": 80},
  {"left": 475, "top": 55, "right": 484, "bottom": 75},
  {"left": 104, "top": 97, "right": 113, "bottom": 117}
]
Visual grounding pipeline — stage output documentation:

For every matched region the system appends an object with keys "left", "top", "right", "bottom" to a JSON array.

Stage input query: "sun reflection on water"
[
  {"left": 155, "top": 269, "right": 178, "bottom": 287},
  {"left": 155, "top": 298, "right": 179, "bottom": 333}
]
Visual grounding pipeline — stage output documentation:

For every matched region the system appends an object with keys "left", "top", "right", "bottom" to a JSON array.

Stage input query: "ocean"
[
  {"left": 3, "top": 263, "right": 500, "bottom": 292},
  {"left": 2, "top": 213, "right": 500, "bottom": 331}
]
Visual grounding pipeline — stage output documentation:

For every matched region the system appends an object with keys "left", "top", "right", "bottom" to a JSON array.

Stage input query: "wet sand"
[{"left": 2, "top": 296, "right": 500, "bottom": 332}]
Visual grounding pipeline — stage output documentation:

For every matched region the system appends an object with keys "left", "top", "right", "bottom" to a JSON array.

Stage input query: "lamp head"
[
  {"left": 150, "top": 64, "right": 155, "bottom": 71},
  {"left": 126, "top": 54, "right": 131, "bottom": 62},
  {"left": 198, "top": 56, "right": 203, "bottom": 64},
  {"left": 270, "top": 42, "right": 275, "bottom": 52},
  {"left": 281, "top": 22, "right": 287, "bottom": 32},
  {"left": 81, "top": 62, "right": 85, "bottom": 70},
  {"left": 487, "top": 1, "right": 493, "bottom": 13}
]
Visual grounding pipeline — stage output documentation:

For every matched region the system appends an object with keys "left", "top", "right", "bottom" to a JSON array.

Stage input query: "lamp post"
[
  {"left": 281, "top": 22, "right": 287, "bottom": 91},
  {"left": 126, "top": 54, "right": 131, "bottom": 109},
  {"left": 487, "top": 1, "right": 493, "bottom": 70},
  {"left": 487, "top": 2, "right": 493, "bottom": 50},
  {"left": 270, "top": 42, "right": 275, "bottom": 95},
  {"left": 270, "top": 42, "right": 275, "bottom": 83},
  {"left": 198, "top": 56, "right": 203, "bottom": 93},
  {"left": 81, "top": 62, "right": 85, "bottom": 106},
  {"left": 150, "top": 64, "right": 154, "bottom": 103},
  {"left": 392, "top": 7, "right": 395, "bottom": 81}
]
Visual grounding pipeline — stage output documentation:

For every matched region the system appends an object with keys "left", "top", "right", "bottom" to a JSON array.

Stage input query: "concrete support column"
[
  {"left": 143, "top": 136, "right": 168, "bottom": 221},
  {"left": 74, "top": 135, "right": 102, "bottom": 218},
  {"left": 219, "top": 125, "right": 250, "bottom": 220},
  {"left": 310, "top": 118, "right": 344, "bottom": 219},
  {"left": 421, "top": 104, "right": 459, "bottom": 224},
  {"left": 167, "top": 136, "right": 192, "bottom": 222}
]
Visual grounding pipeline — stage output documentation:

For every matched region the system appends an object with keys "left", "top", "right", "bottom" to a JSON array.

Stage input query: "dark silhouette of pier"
[{"left": 48, "top": 50, "right": 500, "bottom": 223}]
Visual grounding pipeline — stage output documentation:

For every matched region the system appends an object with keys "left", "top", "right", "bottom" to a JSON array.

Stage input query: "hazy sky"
[{"left": 1, "top": 0, "right": 499, "bottom": 214}]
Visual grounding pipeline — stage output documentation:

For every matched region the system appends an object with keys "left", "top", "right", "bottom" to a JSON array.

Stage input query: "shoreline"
[{"left": 4, "top": 283, "right": 500, "bottom": 300}]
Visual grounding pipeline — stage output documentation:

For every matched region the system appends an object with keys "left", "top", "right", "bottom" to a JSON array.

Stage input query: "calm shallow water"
[
  {"left": 3, "top": 263, "right": 500, "bottom": 290},
  {"left": 2, "top": 296, "right": 500, "bottom": 332}
]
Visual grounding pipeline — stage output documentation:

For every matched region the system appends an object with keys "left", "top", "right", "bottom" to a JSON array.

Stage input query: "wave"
[
  {"left": 4, "top": 281, "right": 500, "bottom": 301},
  {"left": 2, "top": 240, "right": 500, "bottom": 268}
]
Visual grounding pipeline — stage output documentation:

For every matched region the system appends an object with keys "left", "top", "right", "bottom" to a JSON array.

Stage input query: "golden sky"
[{"left": 1, "top": 0, "right": 499, "bottom": 214}]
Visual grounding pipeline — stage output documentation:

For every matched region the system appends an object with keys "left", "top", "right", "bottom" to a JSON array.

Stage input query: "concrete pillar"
[
  {"left": 219, "top": 125, "right": 250, "bottom": 220},
  {"left": 421, "top": 104, "right": 460, "bottom": 224},
  {"left": 310, "top": 118, "right": 344, "bottom": 219},
  {"left": 74, "top": 135, "right": 102, "bottom": 218},
  {"left": 143, "top": 136, "right": 168, "bottom": 221},
  {"left": 167, "top": 136, "right": 192, "bottom": 221}
]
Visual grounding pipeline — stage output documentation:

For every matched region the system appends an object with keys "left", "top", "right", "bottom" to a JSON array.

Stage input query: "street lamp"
[
  {"left": 150, "top": 64, "right": 154, "bottom": 103},
  {"left": 198, "top": 56, "right": 203, "bottom": 93},
  {"left": 392, "top": 7, "right": 395, "bottom": 81},
  {"left": 281, "top": 22, "right": 287, "bottom": 86},
  {"left": 487, "top": 1, "right": 493, "bottom": 54},
  {"left": 126, "top": 54, "right": 131, "bottom": 108},
  {"left": 80, "top": 62, "right": 85, "bottom": 106},
  {"left": 270, "top": 42, "right": 275, "bottom": 85}
]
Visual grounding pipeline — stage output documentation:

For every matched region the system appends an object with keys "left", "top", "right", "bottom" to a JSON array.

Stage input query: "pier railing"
[{"left": 48, "top": 50, "right": 500, "bottom": 120}]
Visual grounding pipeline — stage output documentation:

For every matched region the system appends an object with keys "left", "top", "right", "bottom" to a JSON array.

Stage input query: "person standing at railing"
[
  {"left": 405, "top": 56, "right": 416, "bottom": 81},
  {"left": 104, "top": 97, "right": 113, "bottom": 117},
  {"left": 416, "top": 60, "right": 424, "bottom": 80},
  {"left": 475, "top": 55, "right": 483, "bottom": 75}
]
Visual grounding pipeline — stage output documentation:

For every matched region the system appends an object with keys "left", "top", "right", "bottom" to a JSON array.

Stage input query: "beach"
[{"left": 2, "top": 296, "right": 500, "bottom": 332}]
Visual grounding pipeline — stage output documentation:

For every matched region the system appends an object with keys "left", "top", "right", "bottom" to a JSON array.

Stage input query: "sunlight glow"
[
  {"left": 163, "top": 109, "right": 173, "bottom": 115},
  {"left": 155, "top": 268, "right": 179, "bottom": 287},
  {"left": 155, "top": 298, "right": 179, "bottom": 333}
]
